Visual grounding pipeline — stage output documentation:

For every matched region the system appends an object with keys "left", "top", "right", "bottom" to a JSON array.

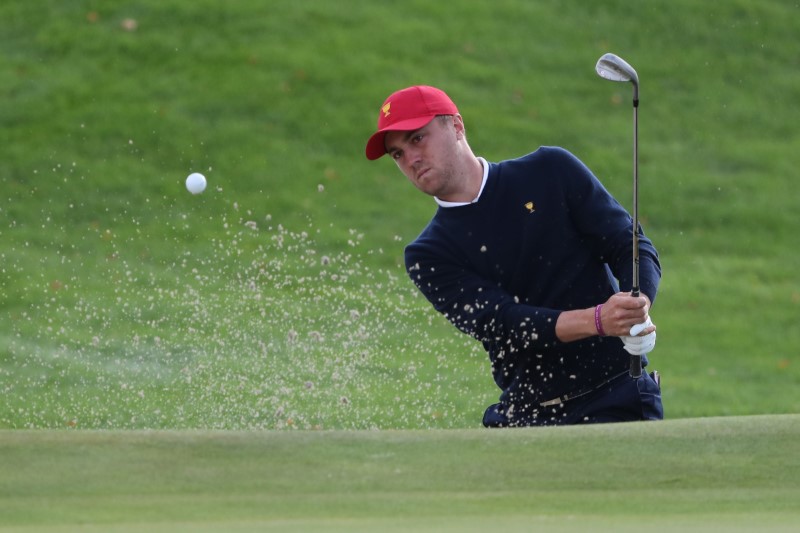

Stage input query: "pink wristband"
[{"left": 594, "top": 304, "right": 606, "bottom": 336}]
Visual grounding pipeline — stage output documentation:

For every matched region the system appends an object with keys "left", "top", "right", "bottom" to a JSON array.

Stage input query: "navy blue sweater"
[{"left": 405, "top": 146, "right": 661, "bottom": 412}]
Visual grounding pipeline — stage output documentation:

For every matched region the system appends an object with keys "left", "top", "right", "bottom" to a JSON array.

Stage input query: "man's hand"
[
  {"left": 598, "top": 292, "right": 653, "bottom": 337},
  {"left": 622, "top": 316, "right": 657, "bottom": 355}
]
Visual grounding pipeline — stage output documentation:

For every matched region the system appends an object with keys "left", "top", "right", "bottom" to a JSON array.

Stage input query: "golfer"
[{"left": 365, "top": 85, "right": 663, "bottom": 427}]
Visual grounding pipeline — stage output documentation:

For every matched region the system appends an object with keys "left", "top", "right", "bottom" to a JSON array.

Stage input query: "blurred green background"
[{"left": 1, "top": 0, "right": 798, "bottom": 429}]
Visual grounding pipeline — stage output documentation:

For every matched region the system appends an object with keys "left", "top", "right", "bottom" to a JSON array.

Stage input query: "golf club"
[{"left": 595, "top": 52, "right": 644, "bottom": 379}]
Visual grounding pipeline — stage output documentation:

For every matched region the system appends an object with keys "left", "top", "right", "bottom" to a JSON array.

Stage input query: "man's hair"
[{"left": 436, "top": 114, "right": 467, "bottom": 140}]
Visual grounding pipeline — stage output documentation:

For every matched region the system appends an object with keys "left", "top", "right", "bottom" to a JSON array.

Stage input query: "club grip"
[
  {"left": 629, "top": 354, "right": 642, "bottom": 379},
  {"left": 629, "top": 288, "right": 643, "bottom": 378}
]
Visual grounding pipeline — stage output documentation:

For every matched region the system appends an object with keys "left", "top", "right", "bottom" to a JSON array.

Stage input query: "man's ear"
[{"left": 453, "top": 114, "right": 466, "bottom": 139}]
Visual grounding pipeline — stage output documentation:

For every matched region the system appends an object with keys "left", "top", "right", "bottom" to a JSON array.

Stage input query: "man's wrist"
[{"left": 594, "top": 304, "right": 606, "bottom": 336}]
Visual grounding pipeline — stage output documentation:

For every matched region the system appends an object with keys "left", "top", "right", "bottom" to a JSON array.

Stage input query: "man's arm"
[{"left": 555, "top": 292, "right": 653, "bottom": 342}]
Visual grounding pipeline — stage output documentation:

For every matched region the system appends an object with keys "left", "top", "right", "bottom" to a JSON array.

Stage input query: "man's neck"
[{"left": 435, "top": 156, "right": 488, "bottom": 207}]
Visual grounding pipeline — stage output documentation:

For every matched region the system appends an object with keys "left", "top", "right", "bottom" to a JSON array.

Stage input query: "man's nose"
[{"left": 403, "top": 145, "right": 422, "bottom": 166}]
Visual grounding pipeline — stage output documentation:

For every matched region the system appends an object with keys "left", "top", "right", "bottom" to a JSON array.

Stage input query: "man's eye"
[{"left": 392, "top": 151, "right": 402, "bottom": 160}]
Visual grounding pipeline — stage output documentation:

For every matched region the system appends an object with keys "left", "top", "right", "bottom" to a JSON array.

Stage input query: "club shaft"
[
  {"left": 632, "top": 100, "right": 639, "bottom": 296},
  {"left": 630, "top": 97, "right": 642, "bottom": 379}
]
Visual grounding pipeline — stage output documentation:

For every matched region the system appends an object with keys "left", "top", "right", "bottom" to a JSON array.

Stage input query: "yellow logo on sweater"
[{"left": 525, "top": 201, "right": 536, "bottom": 213}]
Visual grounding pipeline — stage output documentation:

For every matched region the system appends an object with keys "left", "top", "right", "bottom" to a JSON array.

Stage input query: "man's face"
[{"left": 384, "top": 115, "right": 463, "bottom": 198}]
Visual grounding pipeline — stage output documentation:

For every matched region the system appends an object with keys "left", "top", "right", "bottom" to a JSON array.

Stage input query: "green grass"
[
  {"left": 1, "top": 0, "right": 799, "bottom": 430},
  {"left": 1, "top": 415, "right": 798, "bottom": 531}
]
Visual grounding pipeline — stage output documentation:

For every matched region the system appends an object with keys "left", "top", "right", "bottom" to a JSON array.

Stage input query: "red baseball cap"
[{"left": 365, "top": 85, "right": 459, "bottom": 160}]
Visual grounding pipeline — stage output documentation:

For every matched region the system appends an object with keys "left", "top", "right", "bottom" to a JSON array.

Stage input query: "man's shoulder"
[
  {"left": 404, "top": 203, "right": 465, "bottom": 262},
  {"left": 404, "top": 217, "right": 443, "bottom": 268},
  {"left": 483, "top": 146, "right": 579, "bottom": 187},
  {"left": 494, "top": 146, "right": 575, "bottom": 168},
  {"left": 489, "top": 146, "right": 592, "bottom": 189},
  {"left": 406, "top": 210, "right": 445, "bottom": 247}
]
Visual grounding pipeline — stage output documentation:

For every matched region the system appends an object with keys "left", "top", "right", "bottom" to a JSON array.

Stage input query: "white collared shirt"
[{"left": 434, "top": 157, "right": 489, "bottom": 208}]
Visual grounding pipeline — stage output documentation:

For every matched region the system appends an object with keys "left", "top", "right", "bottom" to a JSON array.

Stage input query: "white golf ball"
[{"left": 185, "top": 172, "right": 207, "bottom": 194}]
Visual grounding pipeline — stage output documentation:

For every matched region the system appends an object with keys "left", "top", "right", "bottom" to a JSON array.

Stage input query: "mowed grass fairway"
[{"left": 1, "top": 415, "right": 798, "bottom": 532}]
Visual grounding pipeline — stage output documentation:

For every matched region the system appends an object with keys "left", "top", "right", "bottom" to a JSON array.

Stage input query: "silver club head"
[
  {"left": 596, "top": 53, "right": 639, "bottom": 102},
  {"left": 596, "top": 53, "right": 638, "bottom": 84}
]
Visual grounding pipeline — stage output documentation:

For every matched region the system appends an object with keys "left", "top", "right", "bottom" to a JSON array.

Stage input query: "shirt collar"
[{"left": 435, "top": 157, "right": 489, "bottom": 208}]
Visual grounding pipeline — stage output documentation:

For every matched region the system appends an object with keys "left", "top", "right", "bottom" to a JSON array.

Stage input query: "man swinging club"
[{"left": 365, "top": 85, "right": 662, "bottom": 427}]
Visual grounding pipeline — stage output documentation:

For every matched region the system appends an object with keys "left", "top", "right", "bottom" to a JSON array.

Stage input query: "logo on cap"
[{"left": 382, "top": 102, "right": 391, "bottom": 118}]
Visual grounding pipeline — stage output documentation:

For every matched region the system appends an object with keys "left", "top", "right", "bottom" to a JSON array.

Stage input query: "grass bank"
[{"left": 1, "top": 415, "right": 798, "bottom": 531}]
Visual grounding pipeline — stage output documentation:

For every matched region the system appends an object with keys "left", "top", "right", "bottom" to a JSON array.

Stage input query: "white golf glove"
[{"left": 622, "top": 316, "right": 656, "bottom": 355}]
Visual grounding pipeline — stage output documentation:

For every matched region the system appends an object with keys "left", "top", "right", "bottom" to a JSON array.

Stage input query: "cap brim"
[{"left": 365, "top": 115, "right": 437, "bottom": 160}]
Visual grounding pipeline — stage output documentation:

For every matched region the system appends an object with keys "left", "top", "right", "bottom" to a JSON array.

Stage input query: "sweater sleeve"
[
  {"left": 555, "top": 148, "right": 661, "bottom": 304},
  {"left": 405, "top": 235, "right": 563, "bottom": 355}
]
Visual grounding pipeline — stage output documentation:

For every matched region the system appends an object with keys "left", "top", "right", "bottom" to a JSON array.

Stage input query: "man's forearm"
[{"left": 554, "top": 308, "right": 597, "bottom": 343}]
